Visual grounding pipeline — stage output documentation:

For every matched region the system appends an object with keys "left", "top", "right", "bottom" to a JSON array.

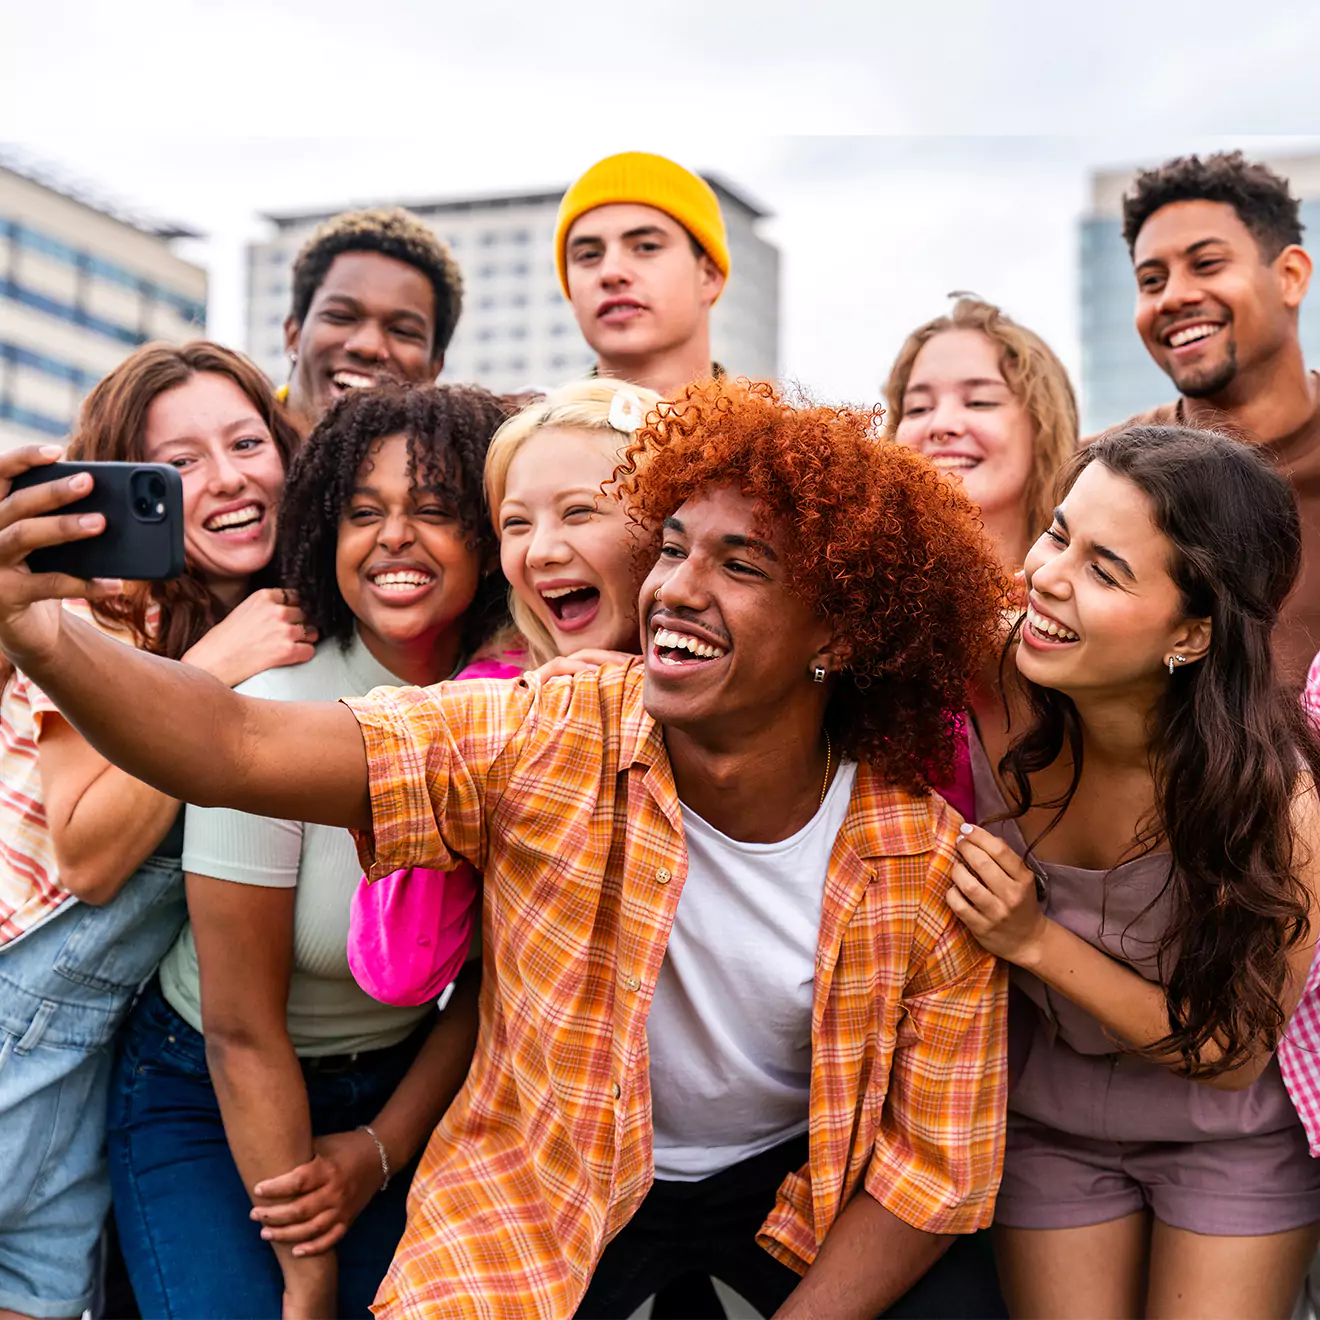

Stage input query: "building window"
[
  {"left": 509, "top": 262, "right": 529, "bottom": 277},
  {"left": 508, "top": 357, "right": 527, "bottom": 373},
  {"left": 479, "top": 232, "right": 498, "bottom": 247},
  {"left": 508, "top": 325, "right": 527, "bottom": 340},
  {"left": 511, "top": 229, "right": 531, "bottom": 245}
]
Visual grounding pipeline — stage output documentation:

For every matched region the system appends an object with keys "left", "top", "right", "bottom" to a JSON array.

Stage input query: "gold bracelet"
[{"left": 358, "top": 1123, "right": 390, "bottom": 1191}]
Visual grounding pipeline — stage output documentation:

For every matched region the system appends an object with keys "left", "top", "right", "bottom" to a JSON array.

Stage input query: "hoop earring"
[
  {"left": 812, "top": 665, "right": 827, "bottom": 684},
  {"left": 654, "top": 588, "right": 662, "bottom": 602}
]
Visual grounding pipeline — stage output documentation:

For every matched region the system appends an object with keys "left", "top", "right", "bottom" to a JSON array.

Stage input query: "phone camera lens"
[
  {"left": 147, "top": 475, "right": 166, "bottom": 498},
  {"left": 134, "top": 496, "right": 151, "bottom": 517}
]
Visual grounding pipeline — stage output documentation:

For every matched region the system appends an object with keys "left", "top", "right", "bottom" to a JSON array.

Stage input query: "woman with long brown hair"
[
  {"left": 0, "top": 342, "right": 310, "bottom": 1320},
  {"left": 885, "top": 295, "right": 1078, "bottom": 574},
  {"left": 950, "top": 427, "right": 1320, "bottom": 1318}
]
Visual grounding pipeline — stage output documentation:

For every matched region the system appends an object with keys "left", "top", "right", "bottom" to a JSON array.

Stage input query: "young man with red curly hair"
[{"left": 0, "top": 382, "right": 1009, "bottom": 1320}]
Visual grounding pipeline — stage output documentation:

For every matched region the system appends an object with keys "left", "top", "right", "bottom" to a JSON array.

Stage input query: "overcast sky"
[{"left": 5, "top": 0, "right": 1320, "bottom": 405}]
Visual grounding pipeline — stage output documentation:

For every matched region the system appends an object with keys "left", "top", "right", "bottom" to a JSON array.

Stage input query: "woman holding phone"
[{"left": 0, "top": 342, "right": 311, "bottom": 1320}]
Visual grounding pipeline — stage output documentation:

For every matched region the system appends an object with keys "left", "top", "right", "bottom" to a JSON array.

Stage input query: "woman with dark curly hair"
[
  {"left": 950, "top": 426, "right": 1320, "bottom": 1319},
  {"left": 0, "top": 378, "right": 1008, "bottom": 1320},
  {"left": 103, "top": 384, "right": 513, "bottom": 1317}
]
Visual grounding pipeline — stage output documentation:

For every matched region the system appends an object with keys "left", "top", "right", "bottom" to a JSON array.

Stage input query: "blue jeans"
[
  {"left": 0, "top": 856, "right": 184, "bottom": 1319},
  {"left": 108, "top": 986, "right": 429, "bottom": 1319}
]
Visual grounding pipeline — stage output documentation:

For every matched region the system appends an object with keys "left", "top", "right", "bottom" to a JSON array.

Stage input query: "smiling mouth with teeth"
[
  {"left": 371, "top": 570, "right": 436, "bottom": 593},
  {"left": 1025, "top": 606, "right": 1079, "bottom": 643},
  {"left": 204, "top": 504, "right": 263, "bottom": 534},
  {"left": 331, "top": 371, "right": 380, "bottom": 392},
  {"left": 653, "top": 627, "right": 729, "bottom": 664},
  {"left": 1165, "top": 322, "right": 1224, "bottom": 349},
  {"left": 928, "top": 454, "right": 981, "bottom": 472}
]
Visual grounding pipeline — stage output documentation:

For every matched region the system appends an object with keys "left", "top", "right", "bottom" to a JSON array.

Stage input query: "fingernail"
[
  {"left": 40, "top": 445, "right": 62, "bottom": 458},
  {"left": 260, "top": 1228, "right": 272, "bottom": 1240},
  {"left": 92, "top": 578, "right": 124, "bottom": 593},
  {"left": 78, "top": 514, "right": 101, "bottom": 529},
  {"left": 71, "top": 472, "right": 93, "bottom": 490},
  {"left": 292, "top": 1247, "right": 305, "bottom": 1258},
  {"left": 959, "top": 823, "right": 974, "bottom": 835}
]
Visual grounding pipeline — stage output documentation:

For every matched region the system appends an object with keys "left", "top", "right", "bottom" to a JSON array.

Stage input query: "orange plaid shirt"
[{"left": 346, "top": 662, "right": 1007, "bottom": 1319}]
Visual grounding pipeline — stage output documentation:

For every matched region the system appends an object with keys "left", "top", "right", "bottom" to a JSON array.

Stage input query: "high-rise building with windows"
[
  {"left": 1080, "top": 149, "right": 1320, "bottom": 434},
  {"left": 0, "top": 157, "right": 207, "bottom": 450},
  {"left": 245, "top": 177, "right": 779, "bottom": 396}
]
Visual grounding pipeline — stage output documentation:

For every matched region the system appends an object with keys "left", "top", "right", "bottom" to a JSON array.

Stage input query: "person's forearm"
[
  {"left": 22, "top": 613, "right": 245, "bottom": 804},
  {"left": 206, "top": 1030, "right": 330, "bottom": 1294},
  {"left": 51, "top": 765, "right": 178, "bottom": 903},
  {"left": 774, "top": 1190, "right": 951, "bottom": 1319},
  {"left": 1024, "top": 919, "right": 1263, "bottom": 1087},
  {"left": 366, "top": 971, "right": 480, "bottom": 1171},
  {"left": 15, "top": 613, "right": 371, "bottom": 828}
]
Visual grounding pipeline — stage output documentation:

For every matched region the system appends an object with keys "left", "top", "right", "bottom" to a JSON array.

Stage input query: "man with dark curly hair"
[
  {"left": 280, "top": 207, "right": 465, "bottom": 436},
  {"left": 1108, "top": 150, "right": 1320, "bottom": 681},
  {"left": 0, "top": 382, "right": 1009, "bottom": 1320}
]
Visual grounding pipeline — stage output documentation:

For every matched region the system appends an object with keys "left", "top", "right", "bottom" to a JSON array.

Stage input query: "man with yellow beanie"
[{"left": 555, "top": 152, "right": 729, "bottom": 399}]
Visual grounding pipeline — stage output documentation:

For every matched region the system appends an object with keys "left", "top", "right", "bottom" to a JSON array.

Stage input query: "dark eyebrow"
[
  {"left": 662, "top": 515, "right": 779, "bottom": 561},
  {"left": 1053, "top": 507, "right": 1136, "bottom": 582},
  {"left": 322, "top": 294, "right": 426, "bottom": 327},
  {"left": 570, "top": 225, "right": 668, "bottom": 249},
  {"left": 1134, "top": 236, "right": 1228, "bottom": 274}
]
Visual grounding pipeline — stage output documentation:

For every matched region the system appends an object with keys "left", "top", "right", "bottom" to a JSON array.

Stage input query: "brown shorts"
[{"left": 995, "top": 1112, "right": 1320, "bottom": 1236}]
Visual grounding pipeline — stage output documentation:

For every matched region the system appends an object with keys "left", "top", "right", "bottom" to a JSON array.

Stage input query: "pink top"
[
  {"left": 347, "top": 655, "right": 525, "bottom": 1006},
  {"left": 1279, "top": 651, "right": 1320, "bottom": 1154}
]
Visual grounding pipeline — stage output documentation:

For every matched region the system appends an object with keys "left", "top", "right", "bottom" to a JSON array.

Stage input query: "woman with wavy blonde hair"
[
  {"left": 885, "top": 296, "right": 1078, "bottom": 573},
  {"left": 485, "top": 377, "right": 661, "bottom": 667}
]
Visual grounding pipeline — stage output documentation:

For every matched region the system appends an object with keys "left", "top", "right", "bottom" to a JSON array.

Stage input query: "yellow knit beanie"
[{"left": 554, "top": 152, "right": 730, "bottom": 299}]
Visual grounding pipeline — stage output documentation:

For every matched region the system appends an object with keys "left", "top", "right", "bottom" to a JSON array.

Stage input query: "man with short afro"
[
  {"left": 1106, "top": 150, "right": 1320, "bottom": 683},
  {"left": 281, "top": 207, "right": 464, "bottom": 435}
]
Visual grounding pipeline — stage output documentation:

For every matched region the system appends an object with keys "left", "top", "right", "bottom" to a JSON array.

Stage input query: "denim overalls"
[{"left": 0, "top": 850, "right": 184, "bottom": 1318}]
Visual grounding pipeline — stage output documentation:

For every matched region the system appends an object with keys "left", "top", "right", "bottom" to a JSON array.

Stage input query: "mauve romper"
[{"left": 970, "top": 730, "right": 1320, "bottom": 1235}]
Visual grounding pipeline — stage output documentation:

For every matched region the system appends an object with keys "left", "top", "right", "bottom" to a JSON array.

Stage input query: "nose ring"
[{"left": 654, "top": 588, "right": 662, "bottom": 601}]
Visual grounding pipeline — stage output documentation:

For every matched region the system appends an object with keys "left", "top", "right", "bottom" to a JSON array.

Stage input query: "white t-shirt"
[{"left": 648, "top": 760, "right": 859, "bottom": 1181}]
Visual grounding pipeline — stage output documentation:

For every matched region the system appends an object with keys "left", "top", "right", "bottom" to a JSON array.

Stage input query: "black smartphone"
[{"left": 10, "top": 461, "right": 186, "bottom": 581}]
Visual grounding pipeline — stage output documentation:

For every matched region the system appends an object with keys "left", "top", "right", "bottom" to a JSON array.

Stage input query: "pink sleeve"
[
  {"left": 346, "top": 658, "right": 520, "bottom": 1005},
  {"left": 1279, "top": 948, "right": 1320, "bottom": 1156},
  {"left": 1304, "top": 652, "right": 1320, "bottom": 728},
  {"left": 935, "top": 713, "right": 975, "bottom": 824}
]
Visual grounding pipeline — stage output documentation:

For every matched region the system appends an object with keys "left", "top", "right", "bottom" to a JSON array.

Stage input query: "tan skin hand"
[
  {"left": 251, "top": 1129, "right": 384, "bottom": 1256},
  {"left": 529, "top": 647, "right": 635, "bottom": 682},
  {"left": 0, "top": 448, "right": 123, "bottom": 665},
  {"left": 946, "top": 824, "right": 1051, "bottom": 966},
  {"left": 182, "top": 588, "right": 317, "bottom": 688}
]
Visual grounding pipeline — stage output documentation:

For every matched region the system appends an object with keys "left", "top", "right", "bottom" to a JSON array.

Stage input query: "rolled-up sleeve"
[
  {"left": 864, "top": 889, "right": 1008, "bottom": 1235},
  {"left": 344, "top": 676, "right": 540, "bottom": 881}
]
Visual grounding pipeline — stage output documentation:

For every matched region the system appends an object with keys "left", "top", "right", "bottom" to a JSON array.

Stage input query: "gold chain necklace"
[{"left": 819, "top": 730, "right": 832, "bottom": 809}]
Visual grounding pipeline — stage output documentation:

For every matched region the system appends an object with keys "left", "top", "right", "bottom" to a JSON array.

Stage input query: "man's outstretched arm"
[{"left": 0, "top": 447, "right": 370, "bottom": 829}]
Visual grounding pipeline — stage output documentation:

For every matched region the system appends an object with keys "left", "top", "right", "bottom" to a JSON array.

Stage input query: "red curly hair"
[{"left": 615, "top": 379, "right": 1006, "bottom": 790}]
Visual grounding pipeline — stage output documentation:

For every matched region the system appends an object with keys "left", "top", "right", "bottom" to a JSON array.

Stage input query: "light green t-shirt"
[{"left": 159, "top": 633, "right": 430, "bottom": 1056}]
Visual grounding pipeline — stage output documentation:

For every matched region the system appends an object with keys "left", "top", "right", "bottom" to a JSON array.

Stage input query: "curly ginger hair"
[{"left": 616, "top": 379, "right": 1007, "bottom": 790}]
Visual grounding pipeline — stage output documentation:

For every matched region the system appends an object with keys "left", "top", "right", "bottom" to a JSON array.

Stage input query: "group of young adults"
[{"left": 0, "top": 144, "right": 1319, "bottom": 1320}]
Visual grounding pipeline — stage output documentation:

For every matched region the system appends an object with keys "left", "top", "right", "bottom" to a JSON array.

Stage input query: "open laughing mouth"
[
  {"left": 652, "top": 625, "right": 729, "bottom": 666},
  {"left": 541, "top": 583, "right": 601, "bottom": 631}
]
